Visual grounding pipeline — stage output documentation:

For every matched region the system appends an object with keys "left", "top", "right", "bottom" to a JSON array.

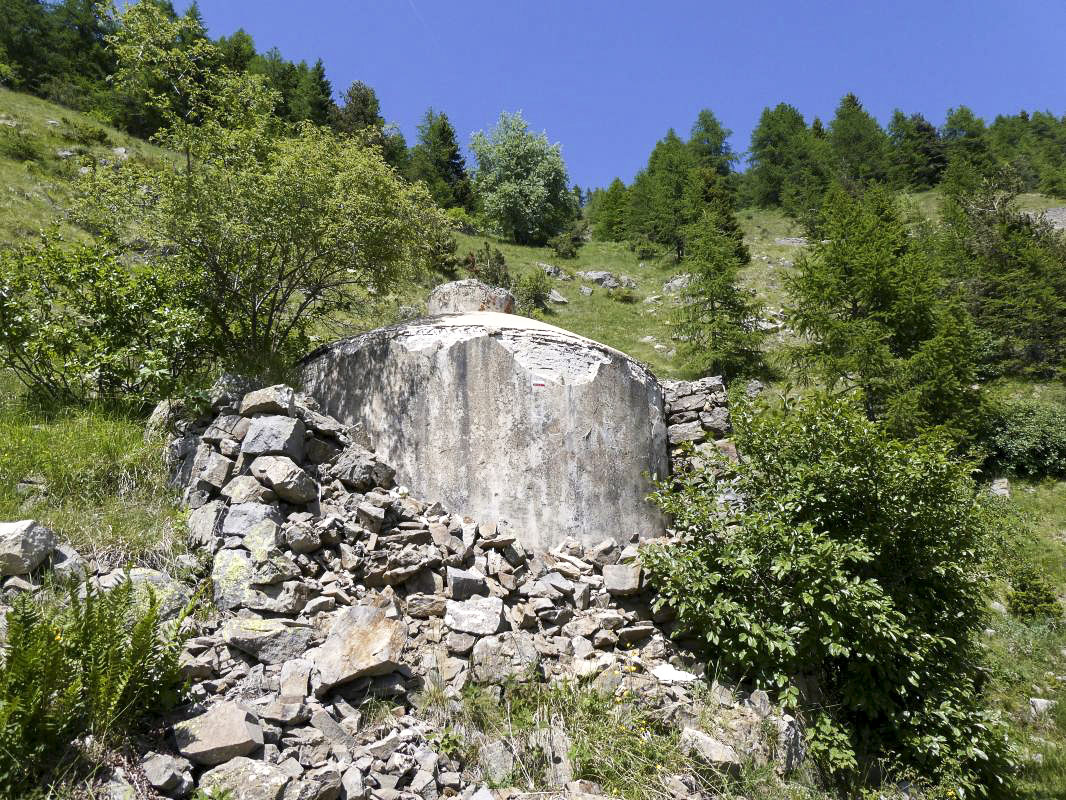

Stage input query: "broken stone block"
[
  {"left": 240, "top": 384, "right": 295, "bottom": 416},
  {"left": 222, "top": 617, "right": 313, "bottom": 665},
  {"left": 444, "top": 596, "right": 504, "bottom": 636},
  {"left": 679, "top": 727, "right": 741, "bottom": 772},
  {"left": 173, "top": 701, "right": 263, "bottom": 765},
  {"left": 250, "top": 456, "right": 318, "bottom": 504},
  {"left": 603, "top": 563, "right": 642, "bottom": 596},
  {"left": 311, "top": 604, "right": 407, "bottom": 689},
  {"left": 198, "top": 756, "right": 289, "bottom": 800},
  {"left": 242, "top": 415, "right": 305, "bottom": 460}
]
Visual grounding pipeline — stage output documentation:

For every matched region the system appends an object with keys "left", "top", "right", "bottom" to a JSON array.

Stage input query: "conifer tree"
[
  {"left": 887, "top": 110, "right": 945, "bottom": 189},
  {"left": 688, "top": 109, "right": 735, "bottom": 176},
  {"left": 589, "top": 178, "right": 629, "bottom": 241},
  {"left": 407, "top": 108, "right": 473, "bottom": 210},
  {"left": 827, "top": 93, "right": 890, "bottom": 185},
  {"left": 788, "top": 184, "right": 980, "bottom": 434},
  {"left": 675, "top": 207, "right": 765, "bottom": 380}
]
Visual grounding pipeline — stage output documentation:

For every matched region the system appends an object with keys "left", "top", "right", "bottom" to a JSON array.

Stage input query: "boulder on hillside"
[
  {"left": 310, "top": 603, "right": 408, "bottom": 690},
  {"left": 427, "top": 279, "right": 515, "bottom": 315},
  {"left": 0, "top": 520, "right": 55, "bottom": 576}
]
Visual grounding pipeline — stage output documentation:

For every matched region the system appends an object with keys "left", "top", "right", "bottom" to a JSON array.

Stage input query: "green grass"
[
  {"left": 0, "top": 87, "right": 167, "bottom": 248},
  {"left": 982, "top": 480, "right": 1066, "bottom": 799},
  {"left": 455, "top": 231, "right": 689, "bottom": 377},
  {"left": 0, "top": 374, "right": 183, "bottom": 567}
]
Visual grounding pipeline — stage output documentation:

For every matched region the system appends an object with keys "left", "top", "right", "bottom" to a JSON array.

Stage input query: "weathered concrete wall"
[{"left": 301, "top": 312, "right": 668, "bottom": 551}]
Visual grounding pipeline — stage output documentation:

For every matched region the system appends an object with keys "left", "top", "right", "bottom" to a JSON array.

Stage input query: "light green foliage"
[
  {"left": 470, "top": 111, "right": 576, "bottom": 245},
  {"left": 80, "top": 4, "right": 446, "bottom": 370},
  {"left": 0, "top": 239, "right": 205, "bottom": 406},
  {"left": 675, "top": 208, "right": 765, "bottom": 380},
  {"left": 0, "top": 579, "right": 187, "bottom": 793},
  {"left": 642, "top": 393, "right": 1013, "bottom": 794},
  {"left": 787, "top": 184, "right": 980, "bottom": 436}
]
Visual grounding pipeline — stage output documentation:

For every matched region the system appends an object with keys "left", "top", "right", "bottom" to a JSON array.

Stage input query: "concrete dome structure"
[{"left": 301, "top": 312, "right": 668, "bottom": 551}]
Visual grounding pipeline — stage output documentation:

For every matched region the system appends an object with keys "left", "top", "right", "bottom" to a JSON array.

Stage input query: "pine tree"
[
  {"left": 331, "top": 80, "right": 383, "bottom": 134},
  {"left": 688, "top": 109, "right": 735, "bottom": 176},
  {"left": 589, "top": 178, "right": 629, "bottom": 241},
  {"left": 746, "top": 103, "right": 830, "bottom": 220},
  {"left": 627, "top": 129, "right": 696, "bottom": 258},
  {"left": 787, "top": 183, "right": 980, "bottom": 433},
  {"left": 305, "top": 59, "right": 334, "bottom": 125},
  {"left": 941, "top": 106, "right": 994, "bottom": 175}
]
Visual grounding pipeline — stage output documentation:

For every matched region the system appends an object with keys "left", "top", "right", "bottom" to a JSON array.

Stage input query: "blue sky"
[{"left": 193, "top": 1, "right": 1066, "bottom": 189}]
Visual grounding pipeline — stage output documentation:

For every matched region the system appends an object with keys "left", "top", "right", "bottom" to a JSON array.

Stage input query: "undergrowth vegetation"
[
  {"left": 0, "top": 579, "right": 187, "bottom": 795},
  {"left": 0, "top": 375, "right": 182, "bottom": 566},
  {"left": 418, "top": 680, "right": 826, "bottom": 800},
  {"left": 643, "top": 393, "right": 1015, "bottom": 796}
]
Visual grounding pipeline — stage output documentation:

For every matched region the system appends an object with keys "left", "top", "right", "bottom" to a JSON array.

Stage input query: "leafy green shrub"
[
  {"left": 979, "top": 396, "right": 1066, "bottom": 477},
  {"left": 445, "top": 207, "right": 479, "bottom": 234},
  {"left": 0, "top": 239, "right": 207, "bottom": 407},
  {"left": 606, "top": 288, "right": 637, "bottom": 304},
  {"left": 642, "top": 393, "right": 1013, "bottom": 795},
  {"left": 0, "top": 127, "right": 44, "bottom": 162},
  {"left": 512, "top": 271, "right": 553, "bottom": 315},
  {"left": 0, "top": 579, "right": 187, "bottom": 793},
  {"left": 548, "top": 221, "right": 586, "bottom": 260},
  {"left": 1007, "top": 560, "right": 1061, "bottom": 619},
  {"left": 64, "top": 118, "right": 110, "bottom": 147},
  {"left": 548, "top": 231, "right": 579, "bottom": 259}
]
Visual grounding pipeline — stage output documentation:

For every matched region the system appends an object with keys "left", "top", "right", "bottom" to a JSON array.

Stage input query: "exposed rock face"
[
  {"left": 301, "top": 312, "right": 669, "bottom": 551},
  {"left": 427, "top": 279, "right": 515, "bottom": 315}
]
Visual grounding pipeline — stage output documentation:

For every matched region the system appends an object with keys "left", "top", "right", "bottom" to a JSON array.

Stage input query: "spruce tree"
[
  {"left": 407, "top": 109, "right": 473, "bottom": 210},
  {"left": 887, "top": 110, "right": 945, "bottom": 189}
]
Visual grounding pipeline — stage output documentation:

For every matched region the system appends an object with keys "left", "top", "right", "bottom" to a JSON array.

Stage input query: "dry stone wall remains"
[{"left": 118, "top": 382, "right": 803, "bottom": 800}]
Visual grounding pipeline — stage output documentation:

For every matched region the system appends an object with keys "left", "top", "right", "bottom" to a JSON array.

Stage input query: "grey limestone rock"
[{"left": 0, "top": 520, "right": 55, "bottom": 575}]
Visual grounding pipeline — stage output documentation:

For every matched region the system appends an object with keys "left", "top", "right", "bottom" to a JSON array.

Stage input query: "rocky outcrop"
[
  {"left": 300, "top": 314, "right": 669, "bottom": 551},
  {"left": 427, "top": 279, "right": 516, "bottom": 316},
  {"left": 148, "top": 384, "right": 801, "bottom": 799}
]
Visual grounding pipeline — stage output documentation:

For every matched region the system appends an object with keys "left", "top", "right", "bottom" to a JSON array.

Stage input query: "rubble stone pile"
[
  {"left": 661, "top": 378, "right": 736, "bottom": 470},
  {"left": 120, "top": 381, "right": 802, "bottom": 799}
]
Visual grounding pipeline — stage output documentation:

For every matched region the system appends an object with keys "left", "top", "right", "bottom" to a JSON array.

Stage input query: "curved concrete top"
[{"left": 302, "top": 312, "right": 669, "bottom": 551}]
